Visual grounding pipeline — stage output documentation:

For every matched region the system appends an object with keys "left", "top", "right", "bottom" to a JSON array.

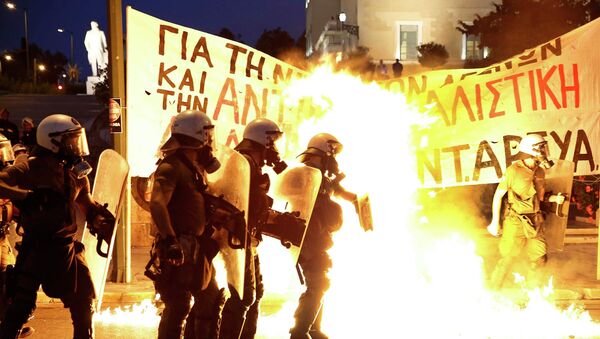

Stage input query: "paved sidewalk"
[{"left": 34, "top": 228, "right": 600, "bottom": 309}]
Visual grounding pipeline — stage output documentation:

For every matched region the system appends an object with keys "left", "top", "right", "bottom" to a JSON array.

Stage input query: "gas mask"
[
  {"left": 534, "top": 142, "right": 554, "bottom": 169},
  {"left": 197, "top": 146, "right": 221, "bottom": 174},
  {"left": 324, "top": 155, "right": 340, "bottom": 178},
  {"left": 265, "top": 147, "right": 287, "bottom": 174},
  {"left": 68, "top": 156, "right": 93, "bottom": 179}
]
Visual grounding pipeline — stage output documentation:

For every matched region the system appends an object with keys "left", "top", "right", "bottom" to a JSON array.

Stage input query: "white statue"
[{"left": 84, "top": 21, "right": 108, "bottom": 77}]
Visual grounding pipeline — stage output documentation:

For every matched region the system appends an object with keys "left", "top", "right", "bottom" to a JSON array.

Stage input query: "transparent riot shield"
[
  {"left": 544, "top": 159, "right": 574, "bottom": 253},
  {"left": 206, "top": 145, "right": 250, "bottom": 300},
  {"left": 81, "top": 149, "right": 129, "bottom": 312},
  {"left": 266, "top": 165, "right": 322, "bottom": 264}
]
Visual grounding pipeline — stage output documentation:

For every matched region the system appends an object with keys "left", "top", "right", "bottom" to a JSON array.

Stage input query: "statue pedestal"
[{"left": 86, "top": 76, "right": 101, "bottom": 95}]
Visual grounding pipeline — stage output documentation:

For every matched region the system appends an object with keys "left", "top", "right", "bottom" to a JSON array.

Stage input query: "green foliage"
[
  {"left": 457, "top": 0, "right": 600, "bottom": 66},
  {"left": 93, "top": 68, "right": 110, "bottom": 107},
  {"left": 255, "top": 27, "right": 295, "bottom": 58},
  {"left": 416, "top": 42, "right": 449, "bottom": 68},
  {"left": 572, "top": 176, "right": 599, "bottom": 221}
]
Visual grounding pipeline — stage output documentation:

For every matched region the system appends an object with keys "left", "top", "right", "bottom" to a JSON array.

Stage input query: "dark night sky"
[{"left": 0, "top": 0, "right": 305, "bottom": 78}]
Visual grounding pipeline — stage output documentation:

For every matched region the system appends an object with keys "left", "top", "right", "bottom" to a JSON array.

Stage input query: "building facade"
[{"left": 306, "top": 0, "right": 495, "bottom": 68}]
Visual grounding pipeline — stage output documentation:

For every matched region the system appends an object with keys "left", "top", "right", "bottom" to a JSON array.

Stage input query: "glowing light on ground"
[{"left": 94, "top": 299, "right": 160, "bottom": 326}]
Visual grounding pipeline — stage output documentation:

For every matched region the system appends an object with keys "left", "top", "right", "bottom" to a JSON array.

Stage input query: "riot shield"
[
  {"left": 81, "top": 149, "right": 129, "bottom": 312},
  {"left": 357, "top": 194, "right": 374, "bottom": 231},
  {"left": 206, "top": 145, "right": 250, "bottom": 300},
  {"left": 544, "top": 159, "right": 574, "bottom": 253},
  {"left": 266, "top": 165, "right": 322, "bottom": 264}
]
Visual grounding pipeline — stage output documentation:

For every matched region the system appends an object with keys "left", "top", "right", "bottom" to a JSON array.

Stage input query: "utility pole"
[{"left": 107, "top": 0, "right": 131, "bottom": 283}]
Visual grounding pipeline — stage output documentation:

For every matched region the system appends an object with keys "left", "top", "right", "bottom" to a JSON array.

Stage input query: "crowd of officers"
[
  {"left": 147, "top": 110, "right": 354, "bottom": 339},
  {"left": 0, "top": 107, "right": 562, "bottom": 339},
  {"left": 0, "top": 109, "right": 355, "bottom": 339}
]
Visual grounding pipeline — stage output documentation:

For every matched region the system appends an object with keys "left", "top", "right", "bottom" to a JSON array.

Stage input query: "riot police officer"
[
  {"left": 148, "top": 110, "right": 221, "bottom": 338},
  {"left": 218, "top": 118, "right": 288, "bottom": 339},
  {"left": 0, "top": 114, "right": 110, "bottom": 338},
  {"left": 290, "top": 133, "right": 355, "bottom": 339}
]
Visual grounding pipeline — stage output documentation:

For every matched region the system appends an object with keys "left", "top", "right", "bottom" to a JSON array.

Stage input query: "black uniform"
[
  {"left": 0, "top": 154, "right": 96, "bottom": 339},
  {"left": 212, "top": 141, "right": 270, "bottom": 339},
  {"left": 149, "top": 151, "right": 217, "bottom": 339},
  {"left": 290, "top": 164, "right": 343, "bottom": 339}
]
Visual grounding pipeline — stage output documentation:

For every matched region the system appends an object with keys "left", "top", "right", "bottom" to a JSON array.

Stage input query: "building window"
[
  {"left": 399, "top": 24, "right": 419, "bottom": 61},
  {"left": 462, "top": 33, "right": 482, "bottom": 60}
]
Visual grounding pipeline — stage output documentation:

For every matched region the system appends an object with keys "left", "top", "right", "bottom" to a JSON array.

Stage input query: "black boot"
[
  {"left": 220, "top": 296, "right": 247, "bottom": 339},
  {"left": 70, "top": 300, "right": 94, "bottom": 339}
]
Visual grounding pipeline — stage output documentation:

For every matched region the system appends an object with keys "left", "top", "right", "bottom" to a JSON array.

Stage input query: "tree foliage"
[
  {"left": 416, "top": 42, "right": 449, "bottom": 68},
  {"left": 255, "top": 27, "right": 295, "bottom": 59},
  {"left": 1, "top": 42, "right": 68, "bottom": 83},
  {"left": 458, "top": 0, "right": 600, "bottom": 65}
]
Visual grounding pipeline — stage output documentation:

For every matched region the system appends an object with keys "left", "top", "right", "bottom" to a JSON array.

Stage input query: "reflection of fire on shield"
[
  {"left": 265, "top": 166, "right": 322, "bottom": 264},
  {"left": 357, "top": 194, "right": 374, "bottom": 231},
  {"left": 206, "top": 145, "right": 250, "bottom": 300},
  {"left": 544, "top": 159, "right": 574, "bottom": 253}
]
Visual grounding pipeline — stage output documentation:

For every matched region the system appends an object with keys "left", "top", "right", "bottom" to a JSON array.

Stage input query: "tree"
[
  {"left": 217, "top": 27, "right": 243, "bottom": 43},
  {"left": 458, "top": 0, "right": 600, "bottom": 65},
  {"left": 416, "top": 42, "right": 449, "bottom": 68},
  {"left": 255, "top": 27, "right": 295, "bottom": 58}
]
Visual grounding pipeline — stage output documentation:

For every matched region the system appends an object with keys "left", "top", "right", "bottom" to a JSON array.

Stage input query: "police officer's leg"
[
  {"left": 0, "top": 255, "right": 39, "bottom": 338},
  {"left": 290, "top": 258, "right": 330, "bottom": 339},
  {"left": 158, "top": 285, "right": 192, "bottom": 339},
  {"left": 221, "top": 248, "right": 255, "bottom": 339},
  {"left": 240, "top": 253, "right": 263, "bottom": 339},
  {"left": 309, "top": 304, "right": 328, "bottom": 339},
  {"left": 63, "top": 251, "right": 96, "bottom": 339},
  {"left": 184, "top": 271, "right": 225, "bottom": 339}
]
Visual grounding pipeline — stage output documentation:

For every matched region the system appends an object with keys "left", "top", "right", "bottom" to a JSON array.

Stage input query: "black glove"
[{"left": 161, "top": 236, "right": 184, "bottom": 262}]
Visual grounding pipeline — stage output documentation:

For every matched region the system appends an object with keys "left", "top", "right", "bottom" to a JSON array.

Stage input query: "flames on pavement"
[{"left": 95, "top": 66, "right": 600, "bottom": 338}]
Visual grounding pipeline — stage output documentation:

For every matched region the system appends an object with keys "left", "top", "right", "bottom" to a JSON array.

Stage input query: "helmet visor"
[
  {"left": 204, "top": 124, "right": 216, "bottom": 150},
  {"left": 266, "top": 130, "right": 283, "bottom": 151},
  {"left": 533, "top": 141, "right": 550, "bottom": 158},
  {"left": 59, "top": 128, "right": 90, "bottom": 157},
  {"left": 0, "top": 139, "right": 15, "bottom": 163},
  {"left": 328, "top": 141, "right": 343, "bottom": 156}
]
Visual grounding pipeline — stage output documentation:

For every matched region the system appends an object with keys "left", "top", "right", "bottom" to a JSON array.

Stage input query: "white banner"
[
  {"left": 381, "top": 19, "right": 600, "bottom": 186},
  {"left": 126, "top": 8, "right": 306, "bottom": 176},
  {"left": 127, "top": 8, "right": 600, "bottom": 186}
]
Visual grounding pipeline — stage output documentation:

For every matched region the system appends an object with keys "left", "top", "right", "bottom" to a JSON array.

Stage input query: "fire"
[
  {"left": 93, "top": 298, "right": 160, "bottom": 326},
  {"left": 96, "top": 65, "right": 600, "bottom": 337},
  {"left": 254, "top": 65, "right": 600, "bottom": 338}
]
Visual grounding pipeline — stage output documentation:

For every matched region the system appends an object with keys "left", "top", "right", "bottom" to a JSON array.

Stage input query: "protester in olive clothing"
[
  {"left": 149, "top": 110, "right": 222, "bottom": 339},
  {"left": 0, "top": 114, "right": 111, "bottom": 338},
  {"left": 487, "top": 134, "right": 565, "bottom": 289},
  {"left": 289, "top": 133, "right": 356, "bottom": 339}
]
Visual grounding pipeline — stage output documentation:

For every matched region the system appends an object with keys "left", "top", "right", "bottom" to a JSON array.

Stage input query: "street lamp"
[
  {"left": 0, "top": 54, "right": 13, "bottom": 75},
  {"left": 57, "top": 28, "right": 74, "bottom": 65},
  {"left": 33, "top": 58, "right": 45, "bottom": 88},
  {"left": 5, "top": 1, "right": 30, "bottom": 79},
  {"left": 339, "top": 12, "right": 347, "bottom": 30}
]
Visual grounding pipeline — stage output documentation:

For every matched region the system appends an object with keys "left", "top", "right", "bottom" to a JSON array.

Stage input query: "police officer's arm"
[
  {"left": 75, "top": 176, "right": 94, "bottom": 210},
  {"left": 487, "top": 176, "right": 508, "bottom": 236},
  {"left": 0, "top": 163, "right": 29, "bottom": 201},
  {"left": 149, "top": 162, "right": 178, "bottom": 239}
]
